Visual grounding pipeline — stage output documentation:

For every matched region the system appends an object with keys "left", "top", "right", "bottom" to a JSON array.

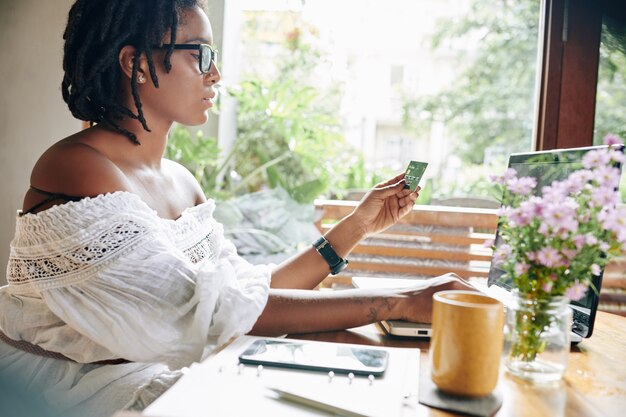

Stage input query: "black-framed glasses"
[{"left": 156, "top": 44, "right": 218, "bottom": 74}]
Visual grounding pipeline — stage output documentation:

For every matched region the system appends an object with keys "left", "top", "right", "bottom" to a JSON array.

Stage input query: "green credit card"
[{"left": 404, "top": 160, "right": 428, "bottom": 191}]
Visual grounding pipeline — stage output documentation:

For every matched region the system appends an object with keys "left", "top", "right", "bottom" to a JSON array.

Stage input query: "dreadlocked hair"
[{"left": 62, "top": 0, "right": 206, "bottom": 144}]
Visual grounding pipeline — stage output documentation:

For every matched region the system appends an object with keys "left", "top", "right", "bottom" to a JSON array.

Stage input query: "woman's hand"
[
  {"left": 350, "top": 172, "right": 419, "bottom": 238},
  {"left": 392, "top": 274, "right": 477, "bottom": 324}
]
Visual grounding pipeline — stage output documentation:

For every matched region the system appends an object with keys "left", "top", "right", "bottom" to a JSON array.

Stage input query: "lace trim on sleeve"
[
  {"left": 182, "top": 229, "right": 218, "bottom": 264},
  {"left": 8, "top": 220, "right": 151, "bottom": 291}
]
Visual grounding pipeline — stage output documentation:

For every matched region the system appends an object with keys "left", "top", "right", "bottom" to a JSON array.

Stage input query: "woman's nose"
[{"left": 205, "top": 63, "right": 221, "bottom": 85}]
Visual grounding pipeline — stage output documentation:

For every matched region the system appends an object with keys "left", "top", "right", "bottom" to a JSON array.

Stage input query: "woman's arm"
[
  {"left": 270, "top": 173, "right": 418, "bottom": 289},
  {"left": 250, "top": 275, "right": 473, "bottom": 336},
  {"left": 269, "top": 213, "right": 365, "bottom": 290}
]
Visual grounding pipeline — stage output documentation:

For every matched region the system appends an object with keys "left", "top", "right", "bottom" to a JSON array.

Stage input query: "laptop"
[{"left": 354, "top": 145, "right": 623, "bottom": 341}]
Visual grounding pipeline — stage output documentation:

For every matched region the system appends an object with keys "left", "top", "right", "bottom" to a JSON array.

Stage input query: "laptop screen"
[{"left": 487, "top": 145, "right": 623, "bottom": 337}]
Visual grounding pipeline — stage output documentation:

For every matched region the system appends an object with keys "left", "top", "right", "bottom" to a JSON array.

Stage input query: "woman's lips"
[{"left": 202, "top": 90, "right": 217, "bottom": 106}]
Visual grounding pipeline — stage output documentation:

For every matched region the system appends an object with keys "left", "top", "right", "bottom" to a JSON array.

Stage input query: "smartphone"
[
  {"left": 403, "top": 160, "right": 428, "bottom": 191},
  {"left": 238, "top": 339, "right": 389, "bottom": 376}
]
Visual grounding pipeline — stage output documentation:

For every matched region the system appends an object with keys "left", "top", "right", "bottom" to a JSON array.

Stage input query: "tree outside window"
[{"left": 234, "top": 0, "right": 541, "bottom": 206}]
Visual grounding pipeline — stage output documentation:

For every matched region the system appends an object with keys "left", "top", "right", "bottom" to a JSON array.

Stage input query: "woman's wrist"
[
  {"left": 322, "top": 213, "right": 368, "bottom": 257},
  {"left": 387, "top": 294, "right": 405, "bottom": 321},
  {"left": 339, "top": 212, "right": 369, "bottom": 241}
]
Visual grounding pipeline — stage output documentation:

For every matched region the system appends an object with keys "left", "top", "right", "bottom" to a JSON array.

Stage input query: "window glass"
[
  {"left": 238, "top": 0, "right": 540, "bottom": 206},
  {"left": 594, "top": 14, "right": 626, "bottom": 201}
]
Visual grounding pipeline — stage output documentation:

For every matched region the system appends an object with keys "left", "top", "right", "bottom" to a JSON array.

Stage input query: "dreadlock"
[{"left": 61, "top": 0, "right": 206, "bottom": 144}]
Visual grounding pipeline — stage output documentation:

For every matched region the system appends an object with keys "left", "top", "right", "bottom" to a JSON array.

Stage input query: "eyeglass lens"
[{"left": 200, "top": 45, "right": 217, "bottom": 73}]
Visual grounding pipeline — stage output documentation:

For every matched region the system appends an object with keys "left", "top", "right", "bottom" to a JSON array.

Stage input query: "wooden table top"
[{"left": 289, "top": 311, "right": 626, "bottom": 417}]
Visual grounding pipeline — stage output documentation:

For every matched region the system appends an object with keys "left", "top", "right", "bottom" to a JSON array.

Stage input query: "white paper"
[{"left": 145, "top": 336, "right": 421, "bottom": 417}]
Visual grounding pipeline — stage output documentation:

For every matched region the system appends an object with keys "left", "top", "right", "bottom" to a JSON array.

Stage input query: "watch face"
[{"left": 331, "top": 259, "right": 349, "bottom": 275}]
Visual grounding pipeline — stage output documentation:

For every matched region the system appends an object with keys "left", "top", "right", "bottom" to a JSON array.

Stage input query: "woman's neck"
[{"left": 101, "top": 114, "right": 173, "bottom": 169}]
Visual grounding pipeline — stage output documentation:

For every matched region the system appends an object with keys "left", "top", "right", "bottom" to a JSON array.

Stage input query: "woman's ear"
[{"left": 118, "top": 45, "right": 147, "bottom": 83}]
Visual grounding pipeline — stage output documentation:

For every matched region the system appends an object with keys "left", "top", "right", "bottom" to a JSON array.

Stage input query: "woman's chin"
[{"left": 179, "top": 113, "right": 210, "bottom": 126}]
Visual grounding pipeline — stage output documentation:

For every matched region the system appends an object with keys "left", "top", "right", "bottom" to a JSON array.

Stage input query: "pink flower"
[
  {"left": 585, "top": 234, "right": 598, "bottom": 245},
  {"left": 512, "top": 198, "right": 544, "bottom": 226},
  {"left": 567, "top": 169, "right": 594, "bottom": 186},
  {"left": 578, "top": 211, "right": 591, "bottom": 223},
  {"left": 493, "top": 154, "right": 626, "bottom": 298},
  {"left": 605, "top": 212, "right": 626, "bottom": 244},
  {"left": 541, "top": 181, "right": 568, "bottom": 201},
  {"left": 514, "top": 263, "right": 530, "bottom": 276},
  {"left": 565, "top": 281, "right": 588, "bottom": 301},
  {"left": 492, "top": 244, "right": 512, "bottom": 266},
  {"left": 497, "top": 206, "right": 512, "bottom": 217},
  {"left": 561, "top": 248, "right": 578, "bottom": 260},
  {"left": 573, "top": 234, "right": 586, "bottom": 250},
  {"left": 564, "top": 174, "right": 585, "bottom": 194},
  {"left": 504, "top": 168, "right": 517, "bottom": 181},
  {"left": 591, "top": 187, "right": 619, "bottom": 207},
  {"left": 483, "top": 238, "right": 495, "bottom": 248},
  {"left": 507, "top": 176, "right": 537, "bottom": 196},
  {"left": 541, "top": 201, "right": 579, "bottom": 234},
  {"left": 591, "top": 264, "right": 601, "bottom": 276},
  {"left": 582, "top": 149, "right": 612, "bottom": 169},
  {"left": 538, "top": 222, "right": 550, "bottom": 236},
  {"left": 536, "top": 247, "right": 564, "bottom": 268},
  {"left": 592, "top": 166, "right": 621, "bottom": 191},
  {"left": 609, "top": 148, "right": 626, "bottom": 164},
  {"left": 490, "top": 168, "right": 517, "bottom": 185},
  {"left": 603, "top": 133, "right": 623, "bottom": 146},
  {"left": 488, "top": 174, "right": 505, "bottom": 185},
  {"left": 508, "top": 207, "right": 532, "bottom": 226}
]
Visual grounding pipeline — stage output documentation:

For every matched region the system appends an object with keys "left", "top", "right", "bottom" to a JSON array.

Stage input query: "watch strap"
[{"left": 313, "top": 236, "right": 349, "bottom": 275}]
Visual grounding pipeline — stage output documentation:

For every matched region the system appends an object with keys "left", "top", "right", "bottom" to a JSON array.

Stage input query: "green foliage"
[
  {"left": 404, "top": 0, "right": 626, "bottom": 168},
  {"left": 225, "top": 25, "right": 365, "bottom": 203},
  {"left": 594, "top": 17, "right": 626, "bottom": 143},
  {"left": 227, "top": 78, "right": 353, "bottom": 203},
  {"left": 402, "top": 0, "right": 539, "bottom": 165},
  {"left": 164, "top": 125, "right": 231, "bottom": 200},
  {"left": 427, "top": 163, "right": 501, "bottom": 204}
]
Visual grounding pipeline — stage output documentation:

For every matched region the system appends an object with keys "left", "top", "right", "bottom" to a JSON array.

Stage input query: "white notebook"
[{"left": 145, "top": 336, "right": 421, "bottom": 417}]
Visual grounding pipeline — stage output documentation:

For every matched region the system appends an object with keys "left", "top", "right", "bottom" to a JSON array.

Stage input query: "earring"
[{"left": 137, "top": 74, "right": 146, "bottom": 84}]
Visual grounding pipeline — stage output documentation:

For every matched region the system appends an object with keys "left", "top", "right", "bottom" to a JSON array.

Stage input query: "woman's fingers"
[
  {"left": 373, "top": 178, "right": 407, "bottom": 198},
  {"left": 397, "top": 190, "right": 419, "bottom": 208},
  {"left": 374, "top": 172, "right": 405, "bottom": 189}
]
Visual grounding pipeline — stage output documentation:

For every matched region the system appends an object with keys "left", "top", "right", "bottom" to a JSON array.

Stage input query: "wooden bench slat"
[
  {"left": 319, "top": 225, "right": 495, "bottom": 246},
  {"left": 352, "top": 245, "right": 493, "bottom": 262},
  {"left": 315, "top": 200, "right": 499, "bottom": 228},
  {"left": 347, "top": 261, "right": 489, "bottom": 278}
]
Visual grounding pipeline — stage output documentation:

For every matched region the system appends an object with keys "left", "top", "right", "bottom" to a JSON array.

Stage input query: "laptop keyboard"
[
  {"left": 570, "top": 307, "right": 589, "bottom": 336},
  {"left": 572, "top": 308, "right": 586, "bottom": 323}
]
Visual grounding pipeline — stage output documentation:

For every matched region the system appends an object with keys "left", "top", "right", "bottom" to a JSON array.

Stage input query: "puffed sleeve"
[{"left": 7, "top": 199, "right": 270, "bottom": 370}]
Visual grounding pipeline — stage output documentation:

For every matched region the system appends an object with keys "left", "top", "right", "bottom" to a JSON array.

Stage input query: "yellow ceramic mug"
[{"left": 430, "top": 290, "right": 504, "bottom": 397}]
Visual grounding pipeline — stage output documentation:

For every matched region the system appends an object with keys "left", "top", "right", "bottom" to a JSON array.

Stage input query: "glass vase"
[{"left": 503, "top": 291, "right": 571, "bottom": 383}]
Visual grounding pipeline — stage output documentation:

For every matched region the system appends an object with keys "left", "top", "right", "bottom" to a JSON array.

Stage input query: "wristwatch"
[{"left": 313, "top": 236, "right": 349, "bottom": 275}]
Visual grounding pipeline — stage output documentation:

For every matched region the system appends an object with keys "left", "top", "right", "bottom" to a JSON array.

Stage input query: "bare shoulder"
[
  {"left": 30, "top": 139, "right": 131, "bottom": 197},
  {"left": 162, "top": 158, "right": 207, "bottom": 204}
]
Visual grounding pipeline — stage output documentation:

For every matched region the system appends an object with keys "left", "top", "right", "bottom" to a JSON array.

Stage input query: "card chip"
[{"left": 404, "top": 161, "right": 428, "bottom": 191}]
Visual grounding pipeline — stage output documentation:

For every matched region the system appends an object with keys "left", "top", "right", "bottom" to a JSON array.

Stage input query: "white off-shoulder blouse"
[{"left": 0, "top": 192, "right": 272, "bottom": 416}]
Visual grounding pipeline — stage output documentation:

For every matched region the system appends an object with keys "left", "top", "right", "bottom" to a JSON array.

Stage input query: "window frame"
[{"left": 535, "top": 0, "right": 625, "bottom": 151}]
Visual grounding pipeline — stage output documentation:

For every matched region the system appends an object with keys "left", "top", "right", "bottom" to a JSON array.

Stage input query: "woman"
[{"left": 0, "top": 1, "right": 470, "bottom": 416}]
